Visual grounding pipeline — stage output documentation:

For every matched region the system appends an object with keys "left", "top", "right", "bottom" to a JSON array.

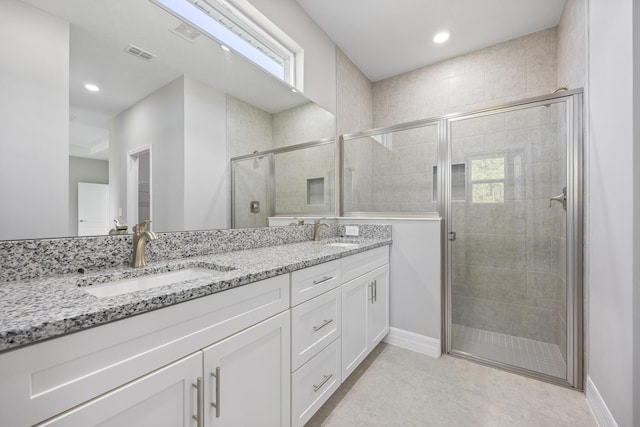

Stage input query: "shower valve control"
[{"left": 448, "top": 232, "right": 457, "bottom": 241}]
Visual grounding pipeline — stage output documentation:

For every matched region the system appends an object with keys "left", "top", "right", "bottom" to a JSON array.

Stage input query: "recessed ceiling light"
[
  {"left": 291, "top": 88, "right": 297, "bottom": 93},
  {"left": 84, "top": 83, "right": 100, "bottom": 92},
  {"left": 220, "top": 44, "right": 230, "bottom": 52},
  {"left": 433, "top": 31, "right": 450, "bottom": 44}
]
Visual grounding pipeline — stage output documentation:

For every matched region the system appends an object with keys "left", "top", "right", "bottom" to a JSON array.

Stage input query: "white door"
[
  {"left": 203, "top": 311, "right": 290, "bottom": 427},
  {"left": 367, "top": 265, "right": 390, "bottom": 348},
  {"left": 78, "top": 183, "right": 109, "bottom": 236},
  {"left": 341, "top": 274, "right": 369, "bottom": 381},
  {"left": 39, "top": 352, "right": 202, "bottom": 427}
]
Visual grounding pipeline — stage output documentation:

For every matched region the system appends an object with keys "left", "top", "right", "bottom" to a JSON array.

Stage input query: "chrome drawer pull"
[
  {"left": 192, "top": 377, "right": 203, "bottom": 427},
  {"left": 312, "top": 276, "right": 334, "bottom": 285},
  {"left": 210, "top": 367, "right": 220, "bottom": 418},
  {"left": 313, "top": 374, "right": 333, "bottom": 392},
  {"left": 313, "top": 318, "right": 334, "bottom": 332},
  {"left": 373, "top": 279, "right": 377, "bottom": 303}
]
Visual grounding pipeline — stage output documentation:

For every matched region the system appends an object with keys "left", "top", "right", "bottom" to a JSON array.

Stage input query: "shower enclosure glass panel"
[
  {"left": 342, "top": 123, "right": 439, "bottom": 214},
  {"left": 448, "top": 101, "right": 570, "bottom": 380},
  {"left": 231, "top": 155, "right": 272, "bottom": 228}
]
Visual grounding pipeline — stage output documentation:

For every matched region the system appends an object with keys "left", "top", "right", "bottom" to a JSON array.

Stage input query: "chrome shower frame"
[{"left": 441, "top": 89, "right": 584, "bottom": 390}]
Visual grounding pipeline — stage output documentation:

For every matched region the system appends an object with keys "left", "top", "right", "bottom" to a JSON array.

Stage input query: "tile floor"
[
  {"left": 451, "top": 324, "right": 567, "bottom": 378},
  {"left": 306, "top": 343, "right": 597, "bottom": 427}
]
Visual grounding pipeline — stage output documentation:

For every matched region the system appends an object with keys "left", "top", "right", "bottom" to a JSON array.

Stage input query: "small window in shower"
[
  {"left": 471, "top": 157, "right": 505, "bottom": 203},
  {"left": 432, "top": 163, "right": 466, "bottom": 202},
  {"left": 307, "top": 177, "right": 325, "bottom": 205}
]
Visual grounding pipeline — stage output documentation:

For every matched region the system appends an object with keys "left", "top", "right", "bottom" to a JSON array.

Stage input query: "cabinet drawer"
[
  {"left": 291, "top": 287, "right": 341, "bottom": 371},
  {"left": 290, "top": 259, "right": 341, "bottom": 306},
  {"left": 291, "top": 338, "right": 341, "bottom": 427},
  {"left": 341, "top": 245, "right": 389, "bottom": 283}
]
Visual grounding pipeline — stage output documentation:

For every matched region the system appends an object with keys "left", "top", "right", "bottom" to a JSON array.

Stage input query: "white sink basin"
[
  {"left": 324, "top": 242, "right": 358, "bottom": 248},
  {"left": 83, "top": 268, "right": 222, "bottom": 298}
]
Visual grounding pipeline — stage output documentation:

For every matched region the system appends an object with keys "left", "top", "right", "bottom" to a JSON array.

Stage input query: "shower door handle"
[{"left": 549, "top": 187, "right": 567, "bottom": 210}]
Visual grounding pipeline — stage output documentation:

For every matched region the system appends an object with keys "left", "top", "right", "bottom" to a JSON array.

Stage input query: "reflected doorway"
[
  {"left": 127, "top": 146, "right": 152, "bottom": 227},
  {"left": 78, "top": 182, "right": 109, "bottom": 236}
]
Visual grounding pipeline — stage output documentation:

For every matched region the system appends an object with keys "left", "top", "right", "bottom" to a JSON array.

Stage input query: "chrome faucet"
[
  {"left": 313, "top": 219, "right": 328, "bottom": 241},
  {"left": 131, "top": 220, "right": 158, "bottom": 268}
]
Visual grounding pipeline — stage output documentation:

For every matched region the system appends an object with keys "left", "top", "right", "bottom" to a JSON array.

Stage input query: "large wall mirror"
[{"left": 0, "top": 0, "right": 335, "bottom": 241}]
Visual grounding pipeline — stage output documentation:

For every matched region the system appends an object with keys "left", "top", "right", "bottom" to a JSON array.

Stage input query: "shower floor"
[{"left": 451, "top": 324, "right": 566, "bottom": 378}]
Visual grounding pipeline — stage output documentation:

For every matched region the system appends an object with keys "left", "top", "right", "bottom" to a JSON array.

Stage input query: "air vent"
[
  {"left": 170, "top": 22, "right": 202, "bottom": 42},
  {"left": 124, "top": 44, "right": 156, "bottom": 61}
]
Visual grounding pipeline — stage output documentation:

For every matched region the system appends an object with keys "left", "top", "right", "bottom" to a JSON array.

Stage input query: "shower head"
[{"left": 544, "top": 86, "right": 569, "bottom": 107}]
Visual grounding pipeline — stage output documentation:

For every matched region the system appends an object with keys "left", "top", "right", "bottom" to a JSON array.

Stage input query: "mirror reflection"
[{"left": 0, "top": 0, "right": 334, "bottom": 241}]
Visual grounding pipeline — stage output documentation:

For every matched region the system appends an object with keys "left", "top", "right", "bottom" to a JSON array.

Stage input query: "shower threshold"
[{"left": 451, "top": 324, "right": 566, "bottom": 379}]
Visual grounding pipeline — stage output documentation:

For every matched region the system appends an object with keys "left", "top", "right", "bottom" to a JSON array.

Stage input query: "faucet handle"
[{"left": 133, "top": 220, "right": 152, "bottom": 234}]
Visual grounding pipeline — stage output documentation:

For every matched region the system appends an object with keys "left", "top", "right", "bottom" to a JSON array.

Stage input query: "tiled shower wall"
[
  {"left": 274, "top": 144, "right": 335, "bottom": 215},
  {"left": 341, "top": 28, "right": 559, "bottom": 214}
]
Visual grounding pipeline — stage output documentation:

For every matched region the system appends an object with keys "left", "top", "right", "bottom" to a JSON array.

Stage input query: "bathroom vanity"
[{"left": 0, "top": 235, "right": 390, "bottom": 427}]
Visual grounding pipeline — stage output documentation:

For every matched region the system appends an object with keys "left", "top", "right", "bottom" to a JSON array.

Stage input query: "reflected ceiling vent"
[
  {"left": 170, "top": 21, "right": 202, "bottom": 42},
  {"left": 124, "top": 44, "right": 156, "bottom": 61}
]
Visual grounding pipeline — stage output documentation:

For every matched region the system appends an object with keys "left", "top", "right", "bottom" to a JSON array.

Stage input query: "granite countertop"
[{"left": 0, "top": 237, "right": 391, "bottom": 353}]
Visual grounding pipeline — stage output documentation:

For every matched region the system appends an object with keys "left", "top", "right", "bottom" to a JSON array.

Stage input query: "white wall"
[
  {"left": 338, "top": 219, "right": 442, "bottom": 341},
  {"left": 587, "top": 0, "right": 636, "bottom": 425},
  {"left": 0, "top": 0, "right": 69, "bottom": 240},
  {"left": 111, "top": 76, "right": 229, "bottom": 232},
  {"left": 110, "top": 77, "right": 185, "bottom": 231},
  {"left": 68, "top": 157, "right": 109, "bottom": 235},
  {"left": 247, "top": 0, "right": 337, "bottom": 114},
  {"left": 184, "top": 76, "right": 228, "bottom": 230}
]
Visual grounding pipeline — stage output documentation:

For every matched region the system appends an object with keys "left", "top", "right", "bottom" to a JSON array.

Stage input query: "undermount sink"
[
  {"left": 324, "top": 242, "right": 359, "bottom": 248},
  {"left": 82, "top": 267, "right": 225, "bottom": 298}
]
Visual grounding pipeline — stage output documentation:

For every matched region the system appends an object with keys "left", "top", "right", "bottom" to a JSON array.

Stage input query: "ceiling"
[{"left": 295, "top": 0, "right": 566, "bottom": 82}]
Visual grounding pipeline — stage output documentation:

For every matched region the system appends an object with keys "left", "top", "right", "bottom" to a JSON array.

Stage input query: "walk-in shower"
[
  {"left": 340, "top": 89, "right": 583, "bottom": 388},
  {"left": 230, "top": 139, "right": 335, "bottom": 228}
]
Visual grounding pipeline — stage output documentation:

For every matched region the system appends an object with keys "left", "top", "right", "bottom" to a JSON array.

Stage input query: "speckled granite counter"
[{"left": 0, "top": 237, "right": 391, "bottom": 353}]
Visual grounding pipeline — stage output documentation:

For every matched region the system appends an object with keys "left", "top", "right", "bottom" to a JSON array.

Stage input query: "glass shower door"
[
  {"left": 231, "top": 154, "right": 272, "bottom": 228},
  {"left": 447, "top": 100, "right": 574, "bottom": 382}
]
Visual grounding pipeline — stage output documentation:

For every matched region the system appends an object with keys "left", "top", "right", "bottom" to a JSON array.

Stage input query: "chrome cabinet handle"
[
  {"left": 313, "top": 318, "right": 333, "bottom": 332},
  {"left": 192, "top": 377, "right": 203, "bottom": 427},
  {"left": 211, "top": 367, "right": 221, "bottom": 418},
  {"left": 312, "top": 276, "right": 334, "bottom": 285},
  {"left": 373, "top": 279, "right": 377, "bottom": 303},
  {"left": 313, "top": 374, "right": 333, "bottom": 392}
]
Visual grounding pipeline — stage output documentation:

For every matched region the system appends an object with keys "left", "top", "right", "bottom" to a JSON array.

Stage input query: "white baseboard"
[
  {"left": 586, "top": 376, "right": 619, "bottom": 427},
  {"left": 383, "top": 327, "right": 441, "bottom": 358}
]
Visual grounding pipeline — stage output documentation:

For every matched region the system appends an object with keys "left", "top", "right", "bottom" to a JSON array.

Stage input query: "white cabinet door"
[
  {"left": 341, "top": 264, "right": 390, "bottom": 382},
  {"left": 203, "top": 311, "right": 291, "bottom": 427},
  {"left": 368, "top": 265, "right": 389, "bottom": 348},
  {"left": 39, "top": 352, "right": 202, "bottom": 427},
  {"left": 341, "top": 274, "right": 369, "bottom": 381}
]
